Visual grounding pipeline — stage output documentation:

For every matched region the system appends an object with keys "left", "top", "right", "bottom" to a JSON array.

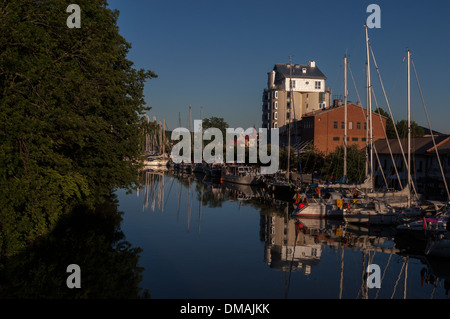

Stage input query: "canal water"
[{"left": 116, "top": 170, "right": 450, "bottom": 299}]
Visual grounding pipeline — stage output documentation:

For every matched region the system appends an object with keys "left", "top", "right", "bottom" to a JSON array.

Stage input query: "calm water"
[{"left": 116, "top": 170, "right": 450, "bottom": 299}]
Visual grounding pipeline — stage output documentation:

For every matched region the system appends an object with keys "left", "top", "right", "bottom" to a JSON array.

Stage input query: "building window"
[
  {"left": 333, "top": 121, "right": 338, "bottom": 129},
  {"left": 362, "top": 137, "right": 366, "bottom": 141},
  {"left": 341, "top": 122, "right": 345, "bottom": 129},
  {"left": 333, "top": 137, "right": 339, "bottom": 141},
  {"left": 274, "top": 91, "right": 278, "bottom": 99},
  {"left": 364, "top": 122, "right": 367, "bottom": 130},
  {"left": 306, "top": 103, "right": 309, "bottom": 109},
  {"left": 273, "top": 122, "right": 277, "bottom": 128},
  {"left": 287, "top": 112, "right": 290, "bottom": 119},
  {"left": 357, "top": 122, "right": 361, "bottom": 129},
  {"left": 287, "top": 92, "right": 291, "bottom": 98},
  {"left": 315, "top": 81, "right": 321, "bottom": 89},
  {"left": 274, "top": 112, "right": 278, "bottom": 120},
  {"left": 287, "top": 102, "right": 291, "bottom": 109},
  {"left": 274, "top": 101, "right": 278, "bottom": 109},
  {"left": 290, "top": 80, "right": 296, "bottom": 88},
  {"left": 352, "top": 137, "right": 358, "bottom": 141},
  {"left": 349, "top": 122, "right": 353, "bottom": 130}
]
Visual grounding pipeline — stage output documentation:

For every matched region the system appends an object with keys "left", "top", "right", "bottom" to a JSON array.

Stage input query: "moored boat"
[{"left": 222, "top": 165, "right": 262, "bottom": 185}]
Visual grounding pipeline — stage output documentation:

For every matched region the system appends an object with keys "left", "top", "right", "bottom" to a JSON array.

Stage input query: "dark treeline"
[{"left": 0, "top": 0, "right": 156, "bottom": 258}]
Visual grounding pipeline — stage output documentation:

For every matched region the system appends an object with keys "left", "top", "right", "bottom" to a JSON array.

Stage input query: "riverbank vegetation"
[{"left": 0, "top": 0, "right": 157, "bottom": 257}]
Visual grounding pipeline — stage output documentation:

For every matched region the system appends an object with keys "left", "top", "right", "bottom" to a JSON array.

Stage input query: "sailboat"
[
  {"left": 144, "top": 118, "right": 169, "bottom": 168},
  {"left": 342, "top": 27, "right": 426, "bottom": 225}
]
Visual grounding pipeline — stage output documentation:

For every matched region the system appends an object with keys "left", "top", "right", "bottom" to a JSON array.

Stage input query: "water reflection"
[
  {"left": 0, "top": 194, "right": 148, "bottom": 298},
  {"left": 125, "top": 169, "right": 450, "bottom": 299}
]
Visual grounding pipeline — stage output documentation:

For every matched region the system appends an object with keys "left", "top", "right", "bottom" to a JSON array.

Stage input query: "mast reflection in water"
[{"left": 116, "top": 169, "right": 450, "bottom": 299}]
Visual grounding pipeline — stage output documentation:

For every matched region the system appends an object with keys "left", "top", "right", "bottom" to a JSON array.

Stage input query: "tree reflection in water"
[{"left": 0, "top": 194, "right": 148, "bottom": 298}]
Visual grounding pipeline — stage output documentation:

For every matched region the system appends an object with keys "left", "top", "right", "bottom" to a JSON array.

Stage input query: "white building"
[{"left": 262, "top": 61, "right": 332, "bottom": 134}]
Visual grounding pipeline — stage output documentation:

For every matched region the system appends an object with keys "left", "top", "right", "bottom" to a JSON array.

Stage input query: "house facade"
[
  {"left": 261, "top": 61, "right": 332, "bottom": 133},
  {"left": 295, "top": 102, "right": 387, "bottom": 154}
]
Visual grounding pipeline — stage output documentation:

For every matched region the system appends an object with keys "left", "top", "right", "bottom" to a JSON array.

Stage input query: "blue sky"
[{"left": 107, "top": 0, "right": 450, "bottom": 134}]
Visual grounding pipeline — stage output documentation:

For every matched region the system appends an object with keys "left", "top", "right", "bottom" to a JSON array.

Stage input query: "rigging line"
[
  {"left": 390, "top": 259, "right": 406, "bottom": 299},
  {"left": 348, "top": 62, "right": 370, "bottom": 182},
  {"left": 371, "top": 87, "right": 403, "bottom": 188},
  {"left": 348, "top": 62, "right": 368, "bottom": 128},
  {"left": 177, "top": 178, "right": 182, "bottom": 222},
  {"left": 356, "top": 249, "right": 368, "bottom": 299},
  {"left": 375, "top": 253, "right": 393, "bottom": 299},
  {"left": 430, "top": 285, "right": 436, "bottom": 299},
  {"left": 373, "top": 145, "right": 389, "bottom": 190},
  {"left": 411, "top": 58, "right": 450, "bottom": 201},
  {"left": 404, "top": 257, "right": 408, "bottom": 299},
  {"left": 163, "top": 175, "right": 176, "bottom": 209},
  {"left": 370, "top": 44, "right": 419, "bottom": 199}
]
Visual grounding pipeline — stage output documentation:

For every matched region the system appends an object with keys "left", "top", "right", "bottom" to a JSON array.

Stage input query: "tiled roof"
[
  {"left": 273, "top": 63, "right": 326, "bottom": 80},
  {"left": 301, "top": 103, "right": 388, "bottom": 119},
  {"left": 374, "top": 135, "right": 450, "bottom": 155}
]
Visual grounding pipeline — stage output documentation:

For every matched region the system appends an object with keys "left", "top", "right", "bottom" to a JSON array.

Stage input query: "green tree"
[
  {"left": 0, "top": 0, "right": 157, "bottom": 256},
  {"left": 375, "top": 108, "right": 424, "bottom": 138},
  {"left": 202, "top": 117, "right": 229, "bottom": 138},
  {"left": 395, "top": 120, "right": 425, "bottom": 138},
  {"left": 298, "top": 145, "right": 325, "bottom": 174},
  {"left": 375, "top": 108, "right": 396, "bottom": 138},
  {"left": 321, "top": 145, "right": 366, "bottom": 183}
]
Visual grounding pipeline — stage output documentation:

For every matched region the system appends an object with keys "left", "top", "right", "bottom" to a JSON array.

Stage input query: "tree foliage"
[
  {"left": 0, "top": 0, "right": 157, "bottom": 256},
  {"left": 321, "top": 145, "right": 367, "bottom": 183},
  {"left": 376, "top": 108, "right": 424, "bottom": 138},
  {"left": 202, "top": 116, "right": 229, "bottom": 138},
  {"left": 0, "top": 194, "right": 149, "bottom": 298}
]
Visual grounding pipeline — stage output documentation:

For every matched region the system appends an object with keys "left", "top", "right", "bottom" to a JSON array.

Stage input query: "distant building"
[
  {"left": 262, "top": 61, "right": 332, "bottom": 134},
  {"left": 295, "top": 102, "right": 387, "bottom": 154},
  {"left": 373, "top": 135, "right": 450, "bottom": 199}
]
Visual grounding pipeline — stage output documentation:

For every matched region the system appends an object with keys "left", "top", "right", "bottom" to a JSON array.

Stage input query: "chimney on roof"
[
  {"left": 333, "top": 99, "right": 342, "bottom": 107},
  {"left": 268, "top": 70, "right": 275, "bottom": 89},
  {"left": 309, "top": 61, "right": 316, "bottom": 68}
]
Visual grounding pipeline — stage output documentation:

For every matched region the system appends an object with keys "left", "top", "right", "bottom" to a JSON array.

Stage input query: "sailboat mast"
[
  {"left": 200, "top": 107, "right": 203, "bottom": 153},
  {"left": 189, "top": 104, "right": 192, "bottom": 132},
  {"left": 365, "top": 25, "right": 373, "bottom": 190},
  {"left": 407, "top": 50, "right": 411, "bottom": 207},
  {"left": 162, "top": 119, "right": 165, "bottom": 156},
  {"left": 344, "top": 55, "right": 348, "bottom": 181},
  {"left": 287, "top": 56, "right": 292, "bottom": 181}
]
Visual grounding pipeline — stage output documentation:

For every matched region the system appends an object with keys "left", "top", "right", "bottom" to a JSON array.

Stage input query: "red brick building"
[{"left": 294, "top": 102, "right": 387, "bottom": 154}]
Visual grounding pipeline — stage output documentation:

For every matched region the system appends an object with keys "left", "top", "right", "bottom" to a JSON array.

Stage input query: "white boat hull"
[{"left": 293, "top": 203, "right": 343, "bottom": 219}]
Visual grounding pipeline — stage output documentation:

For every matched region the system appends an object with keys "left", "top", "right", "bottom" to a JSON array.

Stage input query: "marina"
[
  {"left": 2, "top": 1, "right": 450, "bottom": 304},
  {"left": 117, "top": 168, "right": 450, "bottom": 299}
]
